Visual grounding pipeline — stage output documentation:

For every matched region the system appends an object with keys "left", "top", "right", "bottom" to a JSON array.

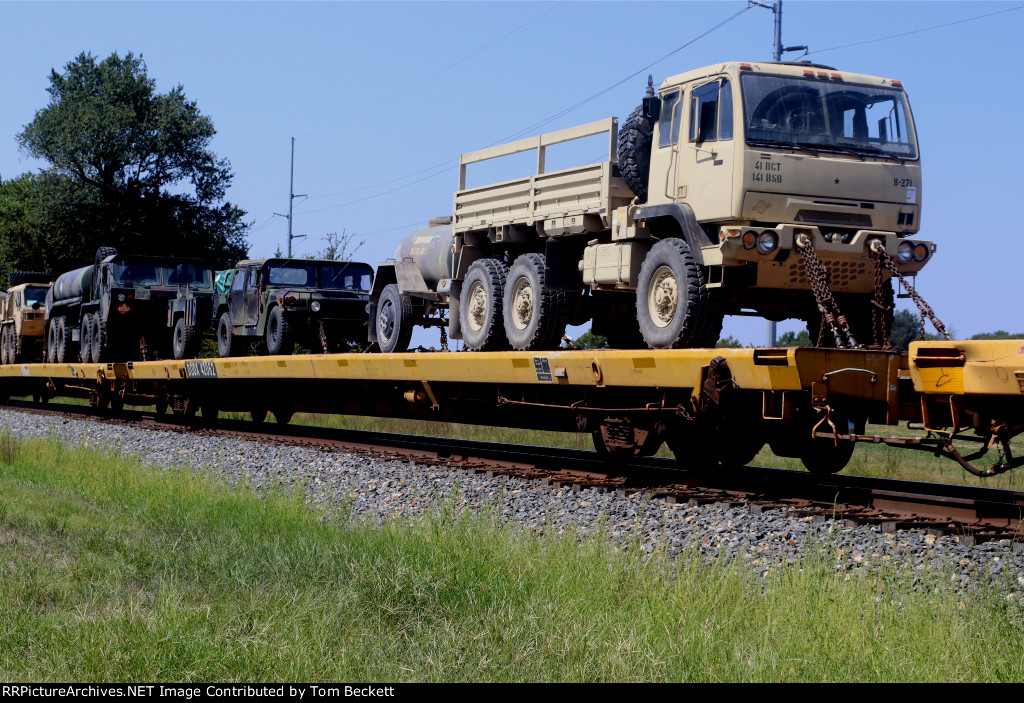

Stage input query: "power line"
[
  {"left": 802, "top": 4, "right": 1024, "bottom": 57},
  {"left": 291, "top": 3, "right": 754, "bottom": 217}
]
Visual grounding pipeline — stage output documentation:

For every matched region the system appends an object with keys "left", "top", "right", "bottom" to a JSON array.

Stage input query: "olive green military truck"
[
  {"left": 368, "top": 61, "right": 933, "bottom": 352},
  {"left": 214, "top": 258, "right": 374, "bottom": 356},
  {"left": 0, "top": 272, "right": 51, "bottom": 364}
]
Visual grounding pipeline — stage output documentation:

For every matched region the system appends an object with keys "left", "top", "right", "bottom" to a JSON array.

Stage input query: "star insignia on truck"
[{"left": 834, "top": 178, "right": 840, "bottom": 184}]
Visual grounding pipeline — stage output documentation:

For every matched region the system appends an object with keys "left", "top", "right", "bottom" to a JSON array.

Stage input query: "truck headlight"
[
  {"left": 742, "top": 231, "right": 757, "bottom": 250},
  {"left": 117, "top": 294, "right": 125, "bottom": 302},
  {"left": 311, "top": 301, "right": 321, "bottom": 312},
  {"left": 913, "top": 243, "right": 929, "bottom": 262},
  {"left": 756, "top": 231, "right": 779, "bottom": 255},
  {"left": 897, "top": 241, "right": 914, "bottom": 264}
]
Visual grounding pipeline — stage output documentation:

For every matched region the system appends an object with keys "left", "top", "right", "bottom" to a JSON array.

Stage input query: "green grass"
[{"left": 1, "top": 433, "right": 1024, "bottom": 681}]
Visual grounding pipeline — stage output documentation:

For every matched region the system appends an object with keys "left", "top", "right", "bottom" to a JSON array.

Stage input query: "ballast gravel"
[{"left": 3, "top": 408, "right": 1023, "bottom": 596}]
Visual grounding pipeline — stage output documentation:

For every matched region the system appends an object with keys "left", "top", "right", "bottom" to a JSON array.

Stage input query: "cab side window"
[
  {"left": 231, "top": 270, "right": 246, "bottom": 293},
  {"left": 657, "top": 91, "right": 682, "bottom": 148},
  {"left": 690, "top": 79, "right": 733, "bottom": 143}
]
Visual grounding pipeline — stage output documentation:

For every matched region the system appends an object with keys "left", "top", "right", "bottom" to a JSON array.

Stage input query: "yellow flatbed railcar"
[{"left": 0, "top": 340, "right": 1020, "bottom": 477}]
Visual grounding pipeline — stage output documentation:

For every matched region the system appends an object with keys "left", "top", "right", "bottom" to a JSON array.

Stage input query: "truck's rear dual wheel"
[
  {"left": 91, "top": 320, "right": 108, "bottom": 363},
  {"left": 53, "top": 317, "right": 71, "bottom": 364},
  {"left": 503, "top": 254, "right": 567, "bottom": 351},
  {"left": 376, "top": 284, "right": 414, "bottom": 354},
  {"left": 636, "top": 238, "right": 722, "bottom": 349},
  {"left": 460, "top": 259, "right": 510, "bottom": 351}
]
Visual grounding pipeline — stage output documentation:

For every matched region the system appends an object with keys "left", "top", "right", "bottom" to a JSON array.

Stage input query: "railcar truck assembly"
[{"left": 369, "top": 61, "right": 933, "bottom": 352}]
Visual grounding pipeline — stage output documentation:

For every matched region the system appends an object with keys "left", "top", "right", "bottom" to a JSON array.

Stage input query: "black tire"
[
  {"left": 7, "top": 271, "right": 51, "bottom": 287},
  {"left": 172, "top": 318, "right": 199, "bottom": 360},
  {"left": 92, "top": 319, "right": 108, "bottom": 363},
  {"left": 81, "top": 314, "right": 94, "bottom": 363},
  {"left": 617, "top": 105, "right": 654, "bottom": 203},
  {"left": 0, "top": 327, "right": 9, "bottom": 365},
  {"left": 92, "top": 247, "right": 118, "bottom": 299},
  {"left": 45, "top": 321, "right": 57, "bottom": 363},
  {"left": 265, "top": 306, "right": 294, "bottom": 355},
  {"left": 636, "top": 238, "right": 722, "bottom": 349},
  {"left": 216, "top": 312, "right": 238, "bottom": 358},
  {"left": 54, "top": 317, "right": 70, "bottom": 363},
  {"left": 376, "top": 284, "right": 414, "bottom": 353},
  {"left": 502, "top": 253, "right": 567, "bottom": 351},
  {"left": 460, "top": 259, "right": 510, "bottom": 351}
]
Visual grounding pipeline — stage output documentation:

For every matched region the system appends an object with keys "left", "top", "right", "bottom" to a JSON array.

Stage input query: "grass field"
[{"left": 1, "top": 431, "right": 1023, "bottom": 682}]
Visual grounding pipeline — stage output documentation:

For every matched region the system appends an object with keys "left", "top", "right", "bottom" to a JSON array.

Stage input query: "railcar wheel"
[
  {"left": 636, "top": 238, "right": 722, "bottom": 349},
  {"left": 216, "top": 312, "right": 238, "bottom": 358},
  {"left": 266, "top": 306, "right": 294, "bottom": 355},
  {"left": 460, "top": 258, "right": 509, "bottom": 351},
  {"left": 250, "top": 408, "right": 268, "bottom": 423},
  {"left": 503, "top": 253, "right": 566, "bottom": 351},
  {"left": 592, "top": 420, "right": 663, "bottom": 461},
  {"left": 376, "top": 284, "right": 413, "bottom": 353},
  {"left": 273, "top": 409, "right": 293, "bottom": 425}
]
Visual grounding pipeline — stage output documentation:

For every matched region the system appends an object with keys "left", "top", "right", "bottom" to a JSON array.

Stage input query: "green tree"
[
  {"left": 8, "top": 51, "right": 248, "bottom": 275},
  {"left": 572, "top": 329, "right": 608, "bottom": 349},
  {"left": 970, "top": 330, "right": 1024, "bottom": 340},
  {"left": 715, "top": 335, "right": 745, "bottom": 348},
  {"left": 315, "top": 229, "right": 366, "bottom": 262},
  {"left": 777, "top": 328, "right": 812, "bottom": 347}
]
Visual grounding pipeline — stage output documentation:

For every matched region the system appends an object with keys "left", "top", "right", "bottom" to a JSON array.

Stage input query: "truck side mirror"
[{"left": 643, "top": 96, "right": 661, "bottom": 121}]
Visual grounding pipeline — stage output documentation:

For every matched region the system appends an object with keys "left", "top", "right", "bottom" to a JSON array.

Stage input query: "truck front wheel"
[
  {"left": 636, "top": 238, "right": 722, "bottom": 349},
  {"left": 503, "top": 253, "right": 566, "bottom": 351},
  {"left": 460, "top": 259, "right": 509, "bottom": 351},
  {"left": 265, "top": 306, "right": 294, "bottom": 355},
  {"left": 216, "top": 312, "right": 238, "bottom": 358},
  {"left": 1, "top": 327, "right": 9, "bottom": 364}
]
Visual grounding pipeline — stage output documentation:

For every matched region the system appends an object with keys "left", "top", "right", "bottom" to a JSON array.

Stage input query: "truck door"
[
  {"left": 229, "top": 267, "right": 248, "bottom": 328},
  {"left": 243, "top": 267, "right": 260, "bottom": 327},
  {"left": 676, "top": 77, "right": 735, "bottom": 221}
]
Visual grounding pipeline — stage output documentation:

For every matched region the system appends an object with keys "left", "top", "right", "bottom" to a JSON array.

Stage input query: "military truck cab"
[
  {"left": 0, "top": 274, "right": 51, "bottom": 364},
  {"left": 46, "top": 251, "right": 215, "bottom": 363},
  {"left": 214, "top": 258, "right": 373, "bottom": 356},
  {"left": 634, "top": 61, "right": 930, "bottom": 328}
]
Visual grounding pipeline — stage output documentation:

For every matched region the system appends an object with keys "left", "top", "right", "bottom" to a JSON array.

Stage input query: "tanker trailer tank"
[
  {"left": 393, "top": 223, "right": 456, "bottom": 294},
  {"left": 51, "top": 266, "right": 94, "bottom": 305}
]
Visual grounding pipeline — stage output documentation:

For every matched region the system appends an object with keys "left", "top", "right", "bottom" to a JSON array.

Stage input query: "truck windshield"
[
  {"left": 111, "top": 262, "right": 162, "bottom": 286},
  {"left": 267, "top": 263, "right": 317, "bottom": 287},
  {"left": 741, "top": 74, "right": 917, "bottom": 159},
  {"left": 159, "top": 264, "right": 213, "bottom": 288},
  {"left": 320, "top": 263, "right": 372, "bottom": 291},
  {"left": 23, "top": 287, "right": 47, "bottom": 305}
]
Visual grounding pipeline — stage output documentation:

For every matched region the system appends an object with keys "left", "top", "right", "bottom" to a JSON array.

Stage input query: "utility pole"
[
  {"left": 749, "top": 0, "right": 806, "bottom": 346},
  {"left": 274, "top": 137, "right": 307, "bottom": 258}
]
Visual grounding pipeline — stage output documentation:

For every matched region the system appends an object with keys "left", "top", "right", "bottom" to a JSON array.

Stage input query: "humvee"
[
  {"left": 214, "top": 258, "right": 374, "bottom": 356},
  {"left": 0, "top": 272, "right": 51, "bottom": 364}
]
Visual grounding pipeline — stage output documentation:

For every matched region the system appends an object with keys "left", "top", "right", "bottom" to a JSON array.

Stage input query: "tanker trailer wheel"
[
  {"left": 636, "top": 238, "right": 722, "bottom": 349},
  {"left": 265, "top": 306, "right": 294, "bottom": 355},
  {"left": 503, "top": 254, "right": 567, "bottom": 351},
  {"left": 80, "top": 314, "right": 94, "bottom": 363},
  {"left": 376, "top": 284, "right": 414, "bottom": 353},
  {"left": 617, "top": 105, "right": 654, "bottom": 203},
  {"left": 216, "top": 312, "right": 238, "bottom": 357},
  {"left": 460, "top": 259, "right": 510, "bottom": 351},
  {"left": 172, "top": 318, "right": 199, "bottom": 360}
]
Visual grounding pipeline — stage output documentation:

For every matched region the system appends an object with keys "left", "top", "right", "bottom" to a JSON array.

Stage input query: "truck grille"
[{"left": 795, "top": 210, "right": 872, "bottom": 228}]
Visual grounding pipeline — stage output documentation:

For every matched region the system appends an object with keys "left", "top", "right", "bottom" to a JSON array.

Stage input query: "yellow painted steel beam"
[{"left": 910, "top": 340, "right": 1024, "bottom": 396}]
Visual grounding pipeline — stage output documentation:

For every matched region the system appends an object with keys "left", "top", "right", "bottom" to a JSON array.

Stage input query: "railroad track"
[{"left": 3, "top": 399, "right": 1023, "bottom": 546}]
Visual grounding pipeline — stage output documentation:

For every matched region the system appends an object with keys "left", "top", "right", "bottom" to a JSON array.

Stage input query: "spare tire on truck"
[
  {"left": 7, "top": 271, "right": 52, "bottom": 287},
  {"left": 616, "top": 105, "right": 654, "bottom": 203},
  {"left": 92, "top": 246, "right": 118, "bottom": 299}
]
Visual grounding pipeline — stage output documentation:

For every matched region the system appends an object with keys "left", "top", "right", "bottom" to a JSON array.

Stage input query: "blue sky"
[{"left": 1, "top": 1, "right": 1022, "bottom": 345}]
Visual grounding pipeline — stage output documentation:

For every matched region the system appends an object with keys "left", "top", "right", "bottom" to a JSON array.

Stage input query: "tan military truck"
[
  {"left": 1, "top": 272, "right": 51, "bottom": 364},
  {"left": 368, "top": 60, "right": 933, "bottom": 352}
]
